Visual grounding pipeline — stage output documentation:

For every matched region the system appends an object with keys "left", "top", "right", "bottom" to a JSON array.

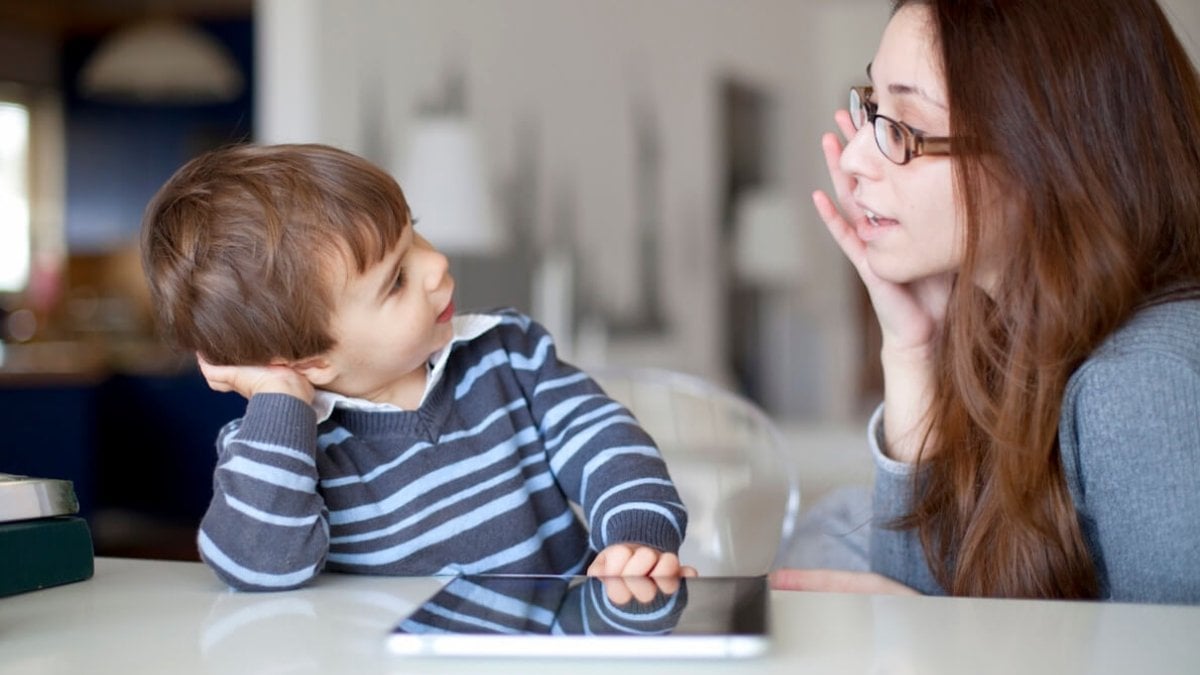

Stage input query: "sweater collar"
[{"left": 310, "top": 313, "right": 501, "bottom": 423}]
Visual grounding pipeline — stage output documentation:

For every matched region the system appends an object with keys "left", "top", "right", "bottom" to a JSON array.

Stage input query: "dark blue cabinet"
[{"left": 1, "top": 369, "right": 245, "bottom": 559}]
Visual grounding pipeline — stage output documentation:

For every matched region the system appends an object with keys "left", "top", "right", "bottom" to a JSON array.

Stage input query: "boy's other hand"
[
  {"left": 197, "top": 353, "right": 316, "bottom": 404},
  {"left": 587, "top": 543, "right": 699, "bottom": 578}
]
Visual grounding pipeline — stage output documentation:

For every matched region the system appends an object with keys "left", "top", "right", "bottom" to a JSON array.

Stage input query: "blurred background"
[{"left": 2, "top": 0, "right": 1198, "bottom": 560}]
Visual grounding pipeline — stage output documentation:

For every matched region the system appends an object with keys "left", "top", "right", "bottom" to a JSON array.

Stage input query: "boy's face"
[{"left": 308, "top": 225, "right": 456, "bottom": 405}]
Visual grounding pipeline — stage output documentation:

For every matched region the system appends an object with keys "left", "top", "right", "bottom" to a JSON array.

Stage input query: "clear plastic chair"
[{"left": 588, "top": 365, "right": 801, "bottom": 576}]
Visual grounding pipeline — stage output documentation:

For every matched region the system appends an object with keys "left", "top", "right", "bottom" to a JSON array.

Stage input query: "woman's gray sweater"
[{"left": 869, "top": 299, "right": 1200, "bottom": 604}]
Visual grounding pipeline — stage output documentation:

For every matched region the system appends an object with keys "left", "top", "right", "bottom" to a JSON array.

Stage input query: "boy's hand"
[
  {"left": 197, "top": 353, "right": 316, "bottom": 404},
  {"left": 599, "top": 575, "right": 682, "bottom": 606},
  {"left": 587, "top": 543, "right": 699, "bottom": 578}
]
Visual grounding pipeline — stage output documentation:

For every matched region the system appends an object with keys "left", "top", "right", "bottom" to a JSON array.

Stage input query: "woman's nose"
[{"left": 840, "top": 124, "right": 882, "bottom": 181}]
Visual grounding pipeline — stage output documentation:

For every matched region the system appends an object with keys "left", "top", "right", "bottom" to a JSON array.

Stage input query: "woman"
[{"left": 775, "top": 0, "right": 1200, "bottom": 602}]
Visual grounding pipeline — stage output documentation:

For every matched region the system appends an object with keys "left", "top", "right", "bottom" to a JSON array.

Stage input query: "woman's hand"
[
  {"left": 769, "top": 568, "right": 919, "bottom": 596},
  {"left": 813, "top": 110, "right": 952, "bottom": 354},
  {"left": 813, "top": 110, "right": 951, "bottom": 461},
  {"left": 197, "top": 353, "right": 316, "bottom": 404}
]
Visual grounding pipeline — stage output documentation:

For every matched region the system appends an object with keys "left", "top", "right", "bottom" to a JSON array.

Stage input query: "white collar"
[{"left": 310, "top": 313, "right": 502, "bottom": 422}]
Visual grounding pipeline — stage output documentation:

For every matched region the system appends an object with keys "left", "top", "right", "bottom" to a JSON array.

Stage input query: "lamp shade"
[
  {"left": 731, "top": 188, "right": 804, "bottom": 287},
  {"left": 399, "top": 116, "right": 503, "bottom": 254},
  {"left": 79, "top": 18, "right": 244, "bottom": 104}
]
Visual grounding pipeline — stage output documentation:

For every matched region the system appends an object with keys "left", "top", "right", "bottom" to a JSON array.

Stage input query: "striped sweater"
[{"left": 198, "top": 310, "right": 688, "bottom": 591}]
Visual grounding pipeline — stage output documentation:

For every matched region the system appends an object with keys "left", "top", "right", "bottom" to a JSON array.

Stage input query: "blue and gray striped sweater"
[{"left": 198, "top": 310, "right": 688, "bottom": 591}]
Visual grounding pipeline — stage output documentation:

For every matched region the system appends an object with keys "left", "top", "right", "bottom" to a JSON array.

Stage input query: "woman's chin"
[
  {"left": 866, "top": 249, "right": 955, "bottom": 286},
  {"left": 865, "top": 252, "right": 917, "bottom": 285}
]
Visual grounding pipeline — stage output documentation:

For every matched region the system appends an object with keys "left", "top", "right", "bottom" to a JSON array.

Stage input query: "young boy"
[{"left": 141, "top": 143, "right": 690, "bottom": 591}]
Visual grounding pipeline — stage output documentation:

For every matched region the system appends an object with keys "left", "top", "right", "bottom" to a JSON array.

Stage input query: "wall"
[
  {"left": 255, "top": 0, "right": 894, "bottom": 422},
  {"left": 63, "top": 19, "right": 254, "bottom": 253},
  {"left": 1162, "top": 0, "right": 1200, "bottom": 63},
  {"left": 255, "top": 0, "right": 1200, "bottom": 422}
]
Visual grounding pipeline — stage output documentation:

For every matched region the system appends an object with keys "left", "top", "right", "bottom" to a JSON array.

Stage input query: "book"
[
  {"left": 0, "top": 473, "right": 80, "bottom": 523},
  {"left": 0, "top": 515, "right": 95, "bottom": 597}
]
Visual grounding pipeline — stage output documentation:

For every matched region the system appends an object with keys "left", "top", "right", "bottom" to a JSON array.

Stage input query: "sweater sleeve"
[
  {"left": 499, "top": 312, "right": 688, "bottom": 554},
  {"left": 866, "top": 404, "right": 945, "bottom": 595},
  {"left": 1060, "top": 350, "right": 1200, "bottom": 604},
  {"left": 198, "top": 393, "right": 330, "bottom": 591}
]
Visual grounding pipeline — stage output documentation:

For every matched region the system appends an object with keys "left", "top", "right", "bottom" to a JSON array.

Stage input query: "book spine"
[{"left": 0, "top": 516, "right": 95, "bottom": 597}]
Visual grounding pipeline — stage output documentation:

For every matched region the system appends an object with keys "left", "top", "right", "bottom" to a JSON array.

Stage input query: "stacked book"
[{"left": 0, "top": 473, "right": 95, "bottom": 597}]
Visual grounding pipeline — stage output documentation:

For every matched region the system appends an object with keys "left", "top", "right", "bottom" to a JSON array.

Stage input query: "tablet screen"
[{"left": 387, "top": 575, "right": 770, "bottom": 659}]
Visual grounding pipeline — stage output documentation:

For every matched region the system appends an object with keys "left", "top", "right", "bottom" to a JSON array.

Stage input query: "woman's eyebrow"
[
  {"left": 867, "top": 61, "right": 947, "bottom": 110},
  {"left": 888, "top": 83, "right": 947, "bottom": 110}
]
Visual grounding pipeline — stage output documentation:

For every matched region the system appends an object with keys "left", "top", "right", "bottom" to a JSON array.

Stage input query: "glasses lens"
[
  {"left": 874, "top": 116, "right": 909, "bottom": 164},
  {"left": 849, "top": 88, "right": 865, "bottom": 129}
]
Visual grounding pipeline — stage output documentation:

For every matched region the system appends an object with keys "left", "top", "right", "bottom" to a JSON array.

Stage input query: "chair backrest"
[{"left": 588, "top": 365, "right": 801, "bottom": 576}]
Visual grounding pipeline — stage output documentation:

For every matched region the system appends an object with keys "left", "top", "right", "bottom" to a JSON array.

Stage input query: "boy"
[{"left": 141, "top": 143, "right": 690, "bottom": 591}]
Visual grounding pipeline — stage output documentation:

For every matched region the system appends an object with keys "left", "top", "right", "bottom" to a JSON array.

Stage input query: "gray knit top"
[{"left": 869, "top": 299, "right": 1200, "bottom": 604}]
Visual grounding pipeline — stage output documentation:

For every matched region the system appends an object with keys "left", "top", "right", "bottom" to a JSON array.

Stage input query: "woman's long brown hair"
[{"left": 893, "top": 0, "right": 1200, "bottom": 597}]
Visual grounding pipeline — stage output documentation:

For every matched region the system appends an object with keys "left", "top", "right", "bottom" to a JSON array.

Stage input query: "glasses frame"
[{"left": 850, "top": 86, "right": 952, "bottom": 165}]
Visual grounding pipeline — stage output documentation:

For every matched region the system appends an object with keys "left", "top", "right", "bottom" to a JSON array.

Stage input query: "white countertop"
[{"left": 3, "top": 558, "right": 1198, "bottom": 674}]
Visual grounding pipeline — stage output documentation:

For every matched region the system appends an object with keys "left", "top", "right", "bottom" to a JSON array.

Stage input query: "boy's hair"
[{"left": 141, "top": 143, "right": 410, "bottom": 365}]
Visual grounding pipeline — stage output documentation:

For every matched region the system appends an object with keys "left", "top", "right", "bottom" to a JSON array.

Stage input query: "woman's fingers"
[
  {"left": 769, "top": 569, "right": 920, "bottom": 596},
  {"left": 834, "top": 108, "right": 857, "bottom": 143},
  {"left": 813, "top": 189, "right": 866, "bottom": 264},
  {"left": 822, "top": 131, "right": 862, "bottom": 221}
]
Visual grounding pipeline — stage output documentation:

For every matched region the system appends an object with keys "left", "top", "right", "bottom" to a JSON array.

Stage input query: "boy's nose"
[{"left": 424, "top": 248, "right": 450, "bottom": 291}]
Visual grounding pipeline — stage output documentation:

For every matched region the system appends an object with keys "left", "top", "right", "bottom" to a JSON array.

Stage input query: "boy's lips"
[{"left": 437, "top": 300, "right": 455, "bottom": 323}]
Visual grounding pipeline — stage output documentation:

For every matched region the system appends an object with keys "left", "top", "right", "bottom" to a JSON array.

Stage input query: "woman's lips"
[
  {"left": 858, "top": 208, "right": 899, "bottom": 242},
  {"left": 437, "top": 300, "right": 455, "bottom": 323}
]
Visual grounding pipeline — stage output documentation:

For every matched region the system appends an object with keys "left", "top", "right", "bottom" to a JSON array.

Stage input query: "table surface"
[{"left": 3, "top": 558, "right": 1198, "bottom": 674}]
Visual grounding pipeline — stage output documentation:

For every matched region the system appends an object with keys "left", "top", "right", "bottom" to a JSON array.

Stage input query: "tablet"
[{"left": 387, "top": 575, "right": 770, "bottom": 659}]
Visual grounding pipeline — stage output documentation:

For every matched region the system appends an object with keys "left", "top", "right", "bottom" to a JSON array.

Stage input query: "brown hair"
[
  {"left": 141, "top": 143, "right": 410, "bottom": 364},
  {"left": 894, "top": 0, "right": 1200, "bottom": 597}
]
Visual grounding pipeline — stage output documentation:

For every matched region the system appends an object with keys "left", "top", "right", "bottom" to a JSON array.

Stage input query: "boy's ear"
[{"left": 286, "top": 355, "right": 337, "bottom": 387}]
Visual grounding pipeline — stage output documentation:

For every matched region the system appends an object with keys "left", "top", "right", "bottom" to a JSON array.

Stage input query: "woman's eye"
[
  {"left": 393, "top": 269, "right": 407, "bottom": 290},
  {"left": 887, "top": 122, "right": 906, "bottom": 146}
]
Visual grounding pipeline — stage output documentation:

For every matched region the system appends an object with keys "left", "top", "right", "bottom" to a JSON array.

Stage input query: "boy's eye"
[{"left": 393, "top": 268, "right": 407, "bottom": 291}]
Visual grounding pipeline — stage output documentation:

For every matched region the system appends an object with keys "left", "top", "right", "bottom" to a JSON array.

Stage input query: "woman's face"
[{"left": 840, "top": 4, "right": 963, "bottom": 285}]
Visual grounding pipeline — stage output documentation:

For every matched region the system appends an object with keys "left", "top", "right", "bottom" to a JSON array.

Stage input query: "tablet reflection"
[{"left": 396, "top": 575, "right": 689, "bottom": 637}]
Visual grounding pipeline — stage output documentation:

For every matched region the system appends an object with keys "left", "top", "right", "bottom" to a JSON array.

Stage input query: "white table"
[{"left": 3, "top": 558, "right": 1198, "bottom": 674}]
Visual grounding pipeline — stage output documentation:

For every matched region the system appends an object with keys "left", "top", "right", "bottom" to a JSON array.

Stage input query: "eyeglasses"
[{"left": 849, "top": 86, "right": 952, "bottom": 165}]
